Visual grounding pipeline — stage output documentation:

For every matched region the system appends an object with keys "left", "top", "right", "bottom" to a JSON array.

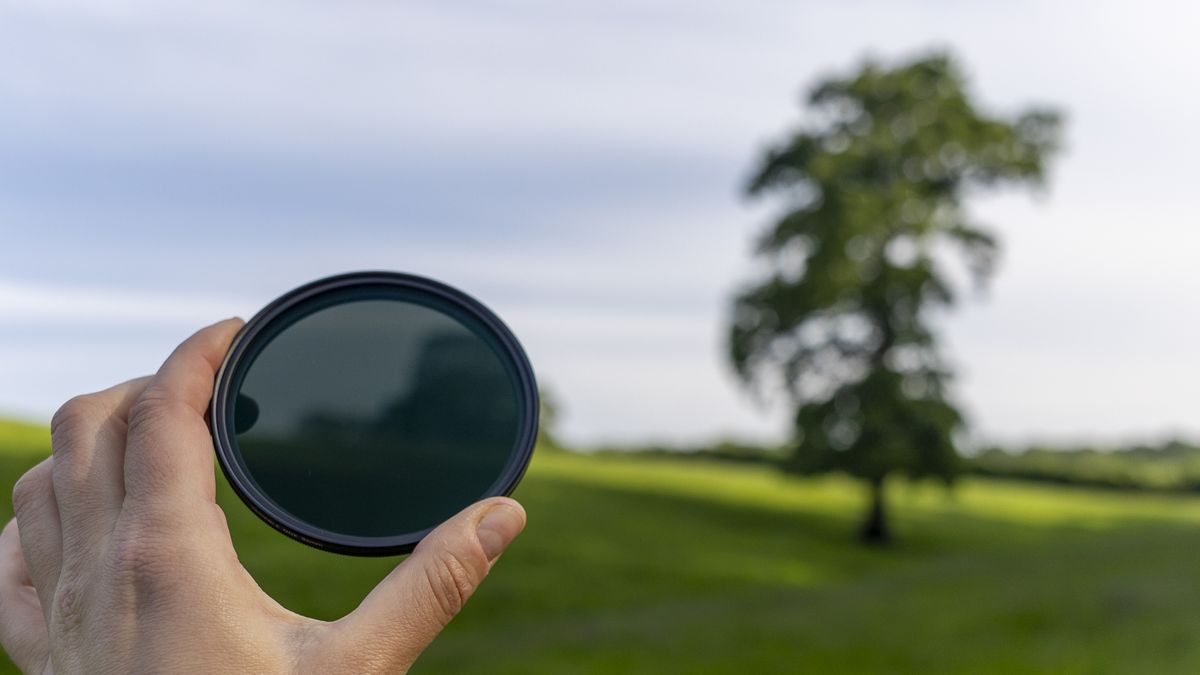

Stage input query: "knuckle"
[
  {"left": 51, "top": 396, "right": 103, "bottom": 439},
  {"left": 11, "top": 463, "right": 50, "bottom": 516},
  {"left": 50, "top": 576, "right": 87, "bottom": 634},
  {"left": 125, "top": 390, "right": 190, "bottom": 441},
  {"left": 125, "top": 394, "right": 165, "bottom": 439},
  {"left": 11, "top": 475, "right": 35, "bottom": 514},
  {"left": 50, "top": 396, "right": 105, "bottom": 459},
  {"left": 423, "top": 547, "right": 480, "bottom": 623}
]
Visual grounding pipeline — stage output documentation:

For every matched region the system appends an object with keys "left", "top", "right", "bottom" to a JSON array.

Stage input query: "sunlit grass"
[{"left": 0, "top": 419, "right": 49, "bottom": 457}]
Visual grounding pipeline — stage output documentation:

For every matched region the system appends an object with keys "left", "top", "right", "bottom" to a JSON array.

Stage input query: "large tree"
[{"left": 729, "top": 52, "right": 1061, "bottom": 543}]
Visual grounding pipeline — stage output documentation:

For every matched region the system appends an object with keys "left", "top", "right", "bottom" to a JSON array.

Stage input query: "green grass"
[{"left": 3, "top": 420, "right": 1200, "bottom": 673}]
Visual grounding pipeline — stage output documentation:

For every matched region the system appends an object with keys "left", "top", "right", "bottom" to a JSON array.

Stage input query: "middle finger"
[{"left": 50, "top": 377, "right": 150, "bottom": 567}]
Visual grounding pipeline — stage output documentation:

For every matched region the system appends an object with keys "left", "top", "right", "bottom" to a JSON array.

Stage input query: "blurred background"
[{"left": 4, "top": 1, "right": 1200, "bottom": 673}]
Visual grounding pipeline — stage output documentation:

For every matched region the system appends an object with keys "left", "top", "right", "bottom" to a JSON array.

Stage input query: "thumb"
[{"left": 314, "top": 498, "right": 526, "bottom": 673}]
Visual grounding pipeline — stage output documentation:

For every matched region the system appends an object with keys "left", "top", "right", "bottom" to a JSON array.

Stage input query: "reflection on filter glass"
[{"left": 234, "top": 299, "right": 519, "bottom": 538}]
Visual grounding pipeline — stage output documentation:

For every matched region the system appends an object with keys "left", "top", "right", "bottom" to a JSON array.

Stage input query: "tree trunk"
[{"left": 859, "top": 476, "right": 891, "bottom": 544}]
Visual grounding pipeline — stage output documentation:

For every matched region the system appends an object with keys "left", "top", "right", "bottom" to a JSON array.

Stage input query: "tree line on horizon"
[{"left": 586, "top": 437, "right": 1200, "bottom": 495}]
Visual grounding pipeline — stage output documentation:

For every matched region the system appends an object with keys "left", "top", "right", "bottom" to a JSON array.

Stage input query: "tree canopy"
[{"left": 729, "top": 52, "right": 1062, "bottom": 541}]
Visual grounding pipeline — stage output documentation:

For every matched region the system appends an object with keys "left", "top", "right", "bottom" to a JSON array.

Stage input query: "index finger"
[{"left": 123, "top": 318, "right": 243, "bottom": 511}]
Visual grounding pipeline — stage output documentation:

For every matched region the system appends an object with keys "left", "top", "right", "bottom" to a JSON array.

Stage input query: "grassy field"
[{"left": 3, "top": 418, "right": 1200, "bottom": 673}]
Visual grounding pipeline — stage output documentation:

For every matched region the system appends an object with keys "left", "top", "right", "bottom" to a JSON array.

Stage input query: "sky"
[{"left": 2, "top": 0, "right": 1200, "bottom": 448}]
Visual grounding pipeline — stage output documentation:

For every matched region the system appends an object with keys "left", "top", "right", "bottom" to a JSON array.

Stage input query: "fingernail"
[{"left": 477, "top": 502, "right": 525, "bottom": 562}]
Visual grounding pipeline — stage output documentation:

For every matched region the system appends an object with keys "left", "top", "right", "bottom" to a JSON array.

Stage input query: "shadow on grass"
[{"left": 418, "top": 472, "right": 1200, "bottom": 675}]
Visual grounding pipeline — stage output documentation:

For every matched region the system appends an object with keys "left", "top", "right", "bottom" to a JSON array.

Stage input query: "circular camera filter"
[{"left": 210, "top": 272, "right": 538, "bottom": 556}]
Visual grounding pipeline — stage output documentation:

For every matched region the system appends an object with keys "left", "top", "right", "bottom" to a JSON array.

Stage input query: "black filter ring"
[{"left": 209, "top": 271, "right": 539, "bottom": 556}]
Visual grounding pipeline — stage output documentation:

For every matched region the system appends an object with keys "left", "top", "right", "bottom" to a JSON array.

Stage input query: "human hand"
[{"left": 0, "top": 319, "right": 526, "bottom": 674}]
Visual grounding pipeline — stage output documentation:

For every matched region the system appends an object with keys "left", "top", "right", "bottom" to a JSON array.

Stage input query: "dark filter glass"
[{"left": 228, "top": 289, "right": 523, "bottom": 540}]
